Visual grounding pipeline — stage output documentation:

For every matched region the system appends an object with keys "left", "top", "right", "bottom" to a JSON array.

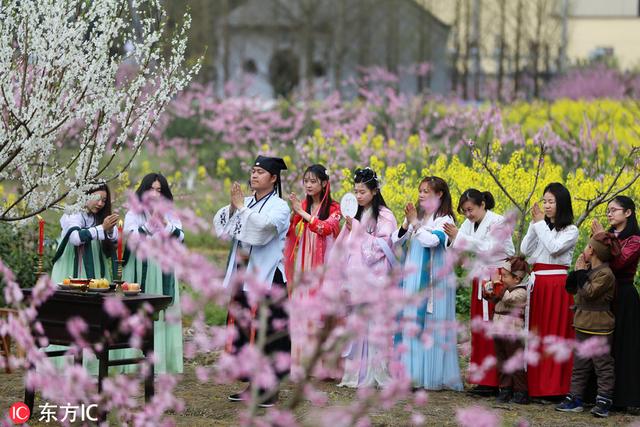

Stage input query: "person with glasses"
[{"left": 592, "top": 196, "right": 640, "bottom": 413}]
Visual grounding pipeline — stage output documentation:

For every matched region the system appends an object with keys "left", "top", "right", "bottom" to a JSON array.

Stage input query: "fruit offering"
[
  {"left": 121, "top": 282, "right": 141, "bottom": 292},
  {"left": 89, "top": 278, "right": 110, "bottom": 289},
  {"left": 62, "top": 278, "right": 71, "bottom": 285}
]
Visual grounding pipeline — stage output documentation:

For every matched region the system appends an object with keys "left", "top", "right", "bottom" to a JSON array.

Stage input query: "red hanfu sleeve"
[
  {"left": 284, "top": 213, "right": 304, "bottom": 284},
  {"left": 611, "top": 235, "right": 640, "bottom": 272},
  {"left": 308, "top": 202, "right": 342, "bottom": 238}
]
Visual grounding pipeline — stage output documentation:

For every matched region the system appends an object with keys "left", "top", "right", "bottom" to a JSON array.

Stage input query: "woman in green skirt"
[
  {"left": 49, "top": 183, "right": 119, "bottom": 369},
  {"left": 122, "top": 173, "right": 184, "bottom": 374}
]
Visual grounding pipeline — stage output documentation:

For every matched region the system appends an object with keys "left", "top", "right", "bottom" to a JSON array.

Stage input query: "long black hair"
[
  {"left": 542, "top": 182, "right": 574, "bottom": 231},
  {"left": 419, "top": 176, "right": 455, "bottom": 221},
  {"left": 609, "top": 195, "right": 640, "bottom": 240},
  {"left": 457, "top": 188, "right": 496, "bottom": 214},
  {"left": 136, "top": 173, "right": 173, "bottom": 201},
  {"left": 353, "top": 167, "right": 388, "bottom": 223},
  {"left": 88, "top": 183, "right": 114, "bottom": 256},
  {"left": 303, "top": 164, "right": 333, "bottom": 220}
]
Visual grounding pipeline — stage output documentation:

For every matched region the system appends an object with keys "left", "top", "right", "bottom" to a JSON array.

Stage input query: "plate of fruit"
[
  {"left": 57, "top": 278, "right": 74, "bottom": 290},
  {"left": 62, "top": 278, "right": 89, "bottom": 291},
  {"left": 121, "top": 282, "right": 141, "bottom": 296},
  {"left": 88, "top": 278, "right": 111, "bottom": 292}
]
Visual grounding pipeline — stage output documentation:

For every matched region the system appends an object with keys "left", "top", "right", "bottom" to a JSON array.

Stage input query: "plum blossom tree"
[{"left": 0, "top": 0, "right": 199, "bottom": 221}]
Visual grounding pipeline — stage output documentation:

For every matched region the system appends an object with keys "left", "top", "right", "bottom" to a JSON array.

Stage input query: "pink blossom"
[{"left": 455, "top": 406, "right": 500, "bottom": 427}]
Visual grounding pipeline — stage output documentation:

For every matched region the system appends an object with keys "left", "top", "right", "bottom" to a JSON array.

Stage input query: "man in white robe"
[{"left": 214, "top": 155, "right": 291, "bottom": 407}]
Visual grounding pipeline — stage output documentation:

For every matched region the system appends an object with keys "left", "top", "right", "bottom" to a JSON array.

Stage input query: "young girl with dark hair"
[
  {"left": 444, "top": 188, "right": 515, "bottom": 393},
  {"left": 122, "top": 173, "right": 185, "bottom": 375},
  {"left": 135, "top": 173, "right": 174, "bottom": 201},
  {"left": 335, "top": 167, "right": 398, "bottom": 388},
  {"left": 284, "top": 164, "right": 341, "bottom": 283},
  {"left": 49, "top": 183, "right": 119, "bottom": 369},
  {"left": 392, "top": 176, "right": 462, "bottom": 390},
  {"left": 284, "top": 164, "right": 342, "bottom": 374},
  {"left": 592, "top": 195, "right": 640, "bottom": 411},
  {"left": 51, "top": 183, "right": 119, "bottom": 282},
  {"left": 520, "top": 182, "right": 579, "bottom": 397}
]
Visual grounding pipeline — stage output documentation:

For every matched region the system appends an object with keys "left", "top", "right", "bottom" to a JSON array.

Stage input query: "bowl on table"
[
  {"left": 123, "top": 290, "right": 141, "bottom": 297},
  {"left": 121, "top": 282, "right": 141, "bottom": 296},
  {"left": 69, "top": 278, "right": 90, "bottom": 286}
]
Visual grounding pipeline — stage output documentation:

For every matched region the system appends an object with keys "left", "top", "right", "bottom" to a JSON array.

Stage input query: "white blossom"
[{"left": 0, "top": 0, "right": 199, "bottom": 221}]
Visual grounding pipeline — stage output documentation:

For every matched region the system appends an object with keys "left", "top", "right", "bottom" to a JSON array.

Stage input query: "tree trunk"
[
  {"left": 462, "top": 0, "right": 471, "bottom": 99},
  {"left": 497, "top": 0, "right": 506, "bottom": 101},
  {"left": 357, "top": 0, "right": 371, "bottom": 82},
  {"left": 532, "top": 0, "right": 543, "bottom": 98},
  {"left": 513, "top": 0, "right": 523, "bottom": 96},
  {"left": 472, "top": 0, "right": 481, "bottom": 100},
  {"left": 385, "top": 0, "right": 399, "bottom": 75},
  {"left": 222, "top": 0, "right": 230, "bottom": 84},
  {"left": 451, "top": 0, "right": 462, "bottom": 93},
  {"left": 333, "top": 0, "right": 346, "bottom": 93}
]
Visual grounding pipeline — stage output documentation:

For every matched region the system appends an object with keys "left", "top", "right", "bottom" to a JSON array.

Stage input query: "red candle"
[
  {"left": 37, "top": 215, "right": 45, "bottom": 255},
  {"left": 117, "top": 220, "right": 124, "bottom": 261}
]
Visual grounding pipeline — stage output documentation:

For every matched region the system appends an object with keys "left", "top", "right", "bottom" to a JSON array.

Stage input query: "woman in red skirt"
[
  {"left": 445, "top": 189, "right": 515, "bottom": 394},
  {"left": 520, "top": 182, "right": 579, "bottom": 398}
]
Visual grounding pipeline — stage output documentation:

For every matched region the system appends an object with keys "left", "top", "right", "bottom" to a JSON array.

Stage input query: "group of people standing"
[
  {"left": 47, "top": 154, "right": 640, "bottom": 418},
  {"left": 214, "top": 155, "right": 640, "bottom": 417}
]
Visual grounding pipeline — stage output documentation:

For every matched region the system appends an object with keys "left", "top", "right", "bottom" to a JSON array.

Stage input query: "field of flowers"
[
  {"left": 3, "top": 81, "right": 638, "bottom": 297},
  {"left": 147, "top": 81, "right": 639, "bottom": 251},
  {"left": 2, "top": 72, "right": 639, "bottom": 427}
]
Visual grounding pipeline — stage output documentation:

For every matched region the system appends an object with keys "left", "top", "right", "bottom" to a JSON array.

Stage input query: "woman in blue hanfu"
[{"left": 391, "top": 176, "right": 463, "bottom": 391}]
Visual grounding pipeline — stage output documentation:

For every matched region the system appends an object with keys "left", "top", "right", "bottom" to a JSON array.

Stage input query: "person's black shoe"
[
  {"left": 511, "top": 391, "right": 530, "bottom": 405},
  {"left": 468, "top": 385, "right": 498, "bottom": 396},
  {"left": 496, "top": 388, "right": 513, "bottom": 403},
  {"left": 258, "top": 389, "right": 279, "bottom": 408},
  {"left": 228, "top": 385, "right": 250, "bottom": 402}
]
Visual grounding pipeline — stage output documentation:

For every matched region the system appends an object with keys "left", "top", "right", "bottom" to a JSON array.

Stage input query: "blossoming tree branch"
[{"left": 0, "top": 0, "right": 198, "bottom": 221}]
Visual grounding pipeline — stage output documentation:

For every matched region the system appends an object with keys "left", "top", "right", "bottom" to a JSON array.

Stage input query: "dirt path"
[{"left": 2, "top": 358, "right": 635, "bottom": 426}]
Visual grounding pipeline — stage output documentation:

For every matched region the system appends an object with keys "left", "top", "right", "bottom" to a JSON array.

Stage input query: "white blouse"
[
  {"left": 520, "top": 221, "right": 579, "bottom": 266},
  {"left": 124, "top": 211, "right": 185, "bottom": 242},
  {"left": 391, "top": 213, "right": 454, "bottom": 248},
  {"left": 452, "top": 210, "right": 515, "bottom": 265},
  {"left": 59, "top": 212, "right": 118, "bottom": 246}
]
